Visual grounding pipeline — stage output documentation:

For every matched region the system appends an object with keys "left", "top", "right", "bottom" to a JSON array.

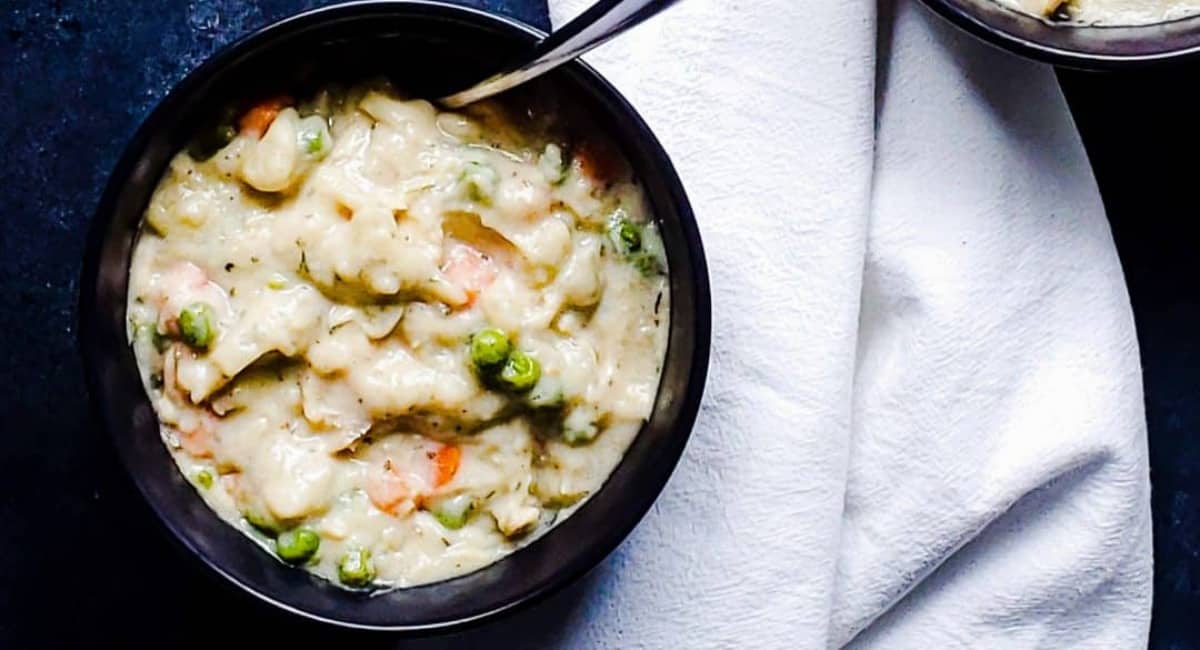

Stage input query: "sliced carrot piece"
[
  {"left": 433, "top": 444, "right": 461, "bottom": 488},
  {"left": 238, "top": 95, "right": 292, "bottom": 138}
]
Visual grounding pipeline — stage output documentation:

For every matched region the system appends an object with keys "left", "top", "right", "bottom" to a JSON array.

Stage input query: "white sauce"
[{"left": 126, "top": 85, "right": 669, "bottom": 590}]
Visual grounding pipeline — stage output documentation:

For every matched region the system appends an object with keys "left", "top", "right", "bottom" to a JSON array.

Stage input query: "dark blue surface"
[
  {"left": 1060, "top": 69, "right": 1200, "bottom": 649},
  {"left": 0, "top": 1, "right": 1195, "bottom": 646}
]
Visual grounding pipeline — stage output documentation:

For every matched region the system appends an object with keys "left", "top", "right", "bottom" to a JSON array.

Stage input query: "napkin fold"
[{"left": 536, "top": 0, "right": 1152, "bottom": 646}]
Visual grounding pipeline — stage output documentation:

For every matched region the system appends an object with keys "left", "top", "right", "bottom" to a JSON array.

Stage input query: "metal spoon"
[{"left": 438, "top": 0, "right": 681, "bottom": 108}]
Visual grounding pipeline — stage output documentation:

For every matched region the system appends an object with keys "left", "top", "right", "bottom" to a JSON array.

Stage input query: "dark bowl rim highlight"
[
  {"left": 920, "top": 0, "right": 1200, "bottom": 69},
  {"left": 78, "top": 0, "right": 711, "bottom": 632}
]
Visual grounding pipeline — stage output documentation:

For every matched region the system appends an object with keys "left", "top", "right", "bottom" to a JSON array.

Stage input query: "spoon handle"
[{"left": 439, "top": 0, "right": 681, "bottom": 108}]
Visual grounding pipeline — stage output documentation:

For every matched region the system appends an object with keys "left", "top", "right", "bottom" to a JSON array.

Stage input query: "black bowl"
[
  {"left": 921, "top": 0, "right": 1200, "bottom": 68},
  {"left": 79, "top": 0, "right": 710, "bottom": 632}
]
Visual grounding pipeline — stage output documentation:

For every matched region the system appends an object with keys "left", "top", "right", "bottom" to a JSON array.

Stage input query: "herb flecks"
[{"left": 296, "top": 238, "right": 310, "bottom": 274}]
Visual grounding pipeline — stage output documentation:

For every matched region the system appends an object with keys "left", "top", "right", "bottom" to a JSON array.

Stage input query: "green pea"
[
  {"left": 243, "top": 509, "right": 282, "bottom": 536},
  {"left": 430, "top": 494, "right": 475, "bottom": 530},
  {"left": 193, "top": 470, "right": 214, "bottom": 490},
  {"left": 338, "top": 549, "right": 376, "bottom": 587},
  {"left": 609, "top": 215, "right": 642, "bottom": 254},
  {"left": 178, "top": 302, "right": 216, "bottom": 350},
  {"left": 498, "top": 350, "right": 540, "bottom": 393},
  {"left": 470, "top": 328, "right": 511, "bottom": 370},
  {"left": 275, "top": 528, "right": 320, "bottom": 564}
]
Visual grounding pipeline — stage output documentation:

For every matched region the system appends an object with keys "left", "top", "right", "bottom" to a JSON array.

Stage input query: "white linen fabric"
[{"left": 411, "top": 0, "right": 1153, "bottom": 647}]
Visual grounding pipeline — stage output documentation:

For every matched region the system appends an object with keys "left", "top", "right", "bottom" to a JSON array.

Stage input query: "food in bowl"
[
  {"left": 125, "top": 83, "right": 669, "bottom": 590},
  {"left": 1002, "top": 0, "right": 1200, "bottom": 24}
]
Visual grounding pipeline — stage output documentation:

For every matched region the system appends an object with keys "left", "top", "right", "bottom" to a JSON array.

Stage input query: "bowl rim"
[
  {"left": 78, "top": 0, "right": 711, "bottom": 632},
  {"left": 920, "top": 0, "right": 1200, "bottom": 68}
]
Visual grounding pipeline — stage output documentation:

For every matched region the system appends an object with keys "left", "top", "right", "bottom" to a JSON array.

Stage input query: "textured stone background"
[{"left": 0, "top": 0, "right": 1196, "bottom": 647}]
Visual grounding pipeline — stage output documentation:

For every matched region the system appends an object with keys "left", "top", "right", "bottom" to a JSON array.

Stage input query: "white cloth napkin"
[{"left": 531, "top": 0, "right": 1155, "bottom": 647}]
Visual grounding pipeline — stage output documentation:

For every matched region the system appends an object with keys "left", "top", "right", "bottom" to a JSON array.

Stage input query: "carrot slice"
[
  {"left": 238, "top": 96, "right": 292, "bottom": 138},
  {"left": 433, "top": 444, "right": 462, "bottom": 488}
]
